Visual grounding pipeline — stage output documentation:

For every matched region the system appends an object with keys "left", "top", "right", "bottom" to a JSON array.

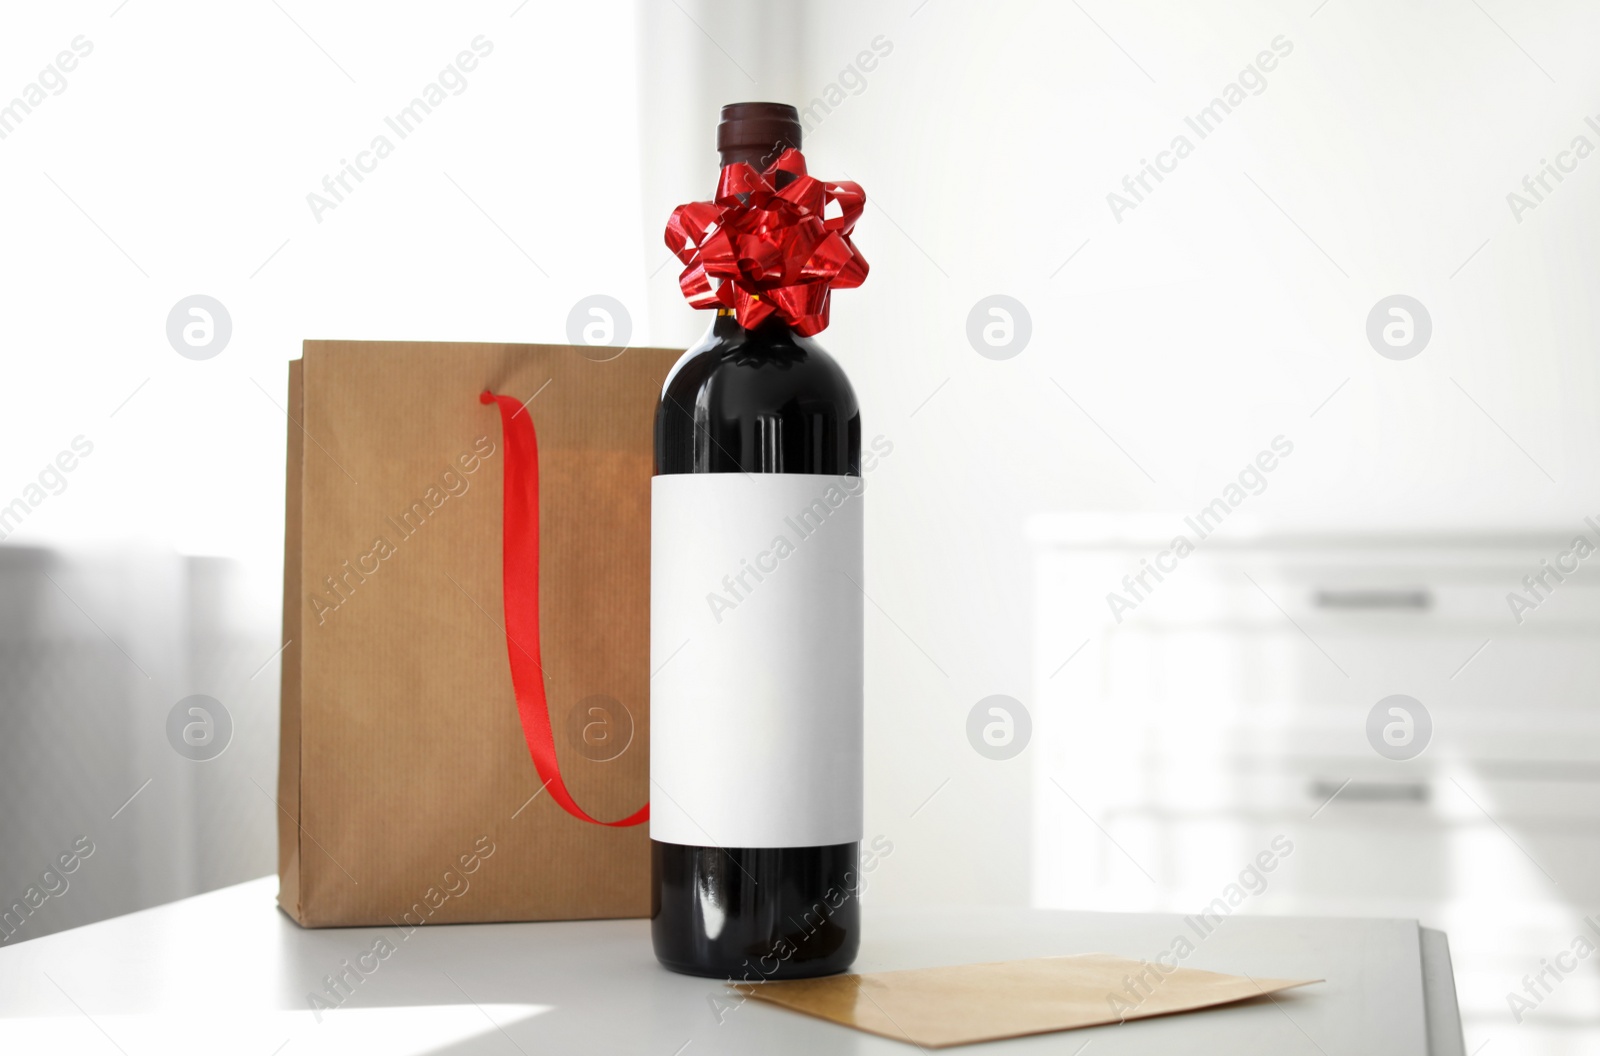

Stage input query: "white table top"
[{"left": 0, "top": 877, "right": 1462, "bottom": 1054}]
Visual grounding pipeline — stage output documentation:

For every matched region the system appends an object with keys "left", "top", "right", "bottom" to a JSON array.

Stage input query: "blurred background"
[{"left": 2, "top": 0, "right": 1597, "bottom": 1049}]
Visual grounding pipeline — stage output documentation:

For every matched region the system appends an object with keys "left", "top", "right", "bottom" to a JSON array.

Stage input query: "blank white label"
[{"left": 650, "top": 473, "right": 864, "bottom": 848}]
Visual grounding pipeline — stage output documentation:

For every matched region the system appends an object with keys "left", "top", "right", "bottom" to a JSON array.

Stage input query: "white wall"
[
  {"left": 0, "top": 0, "right": 649, "bottom": 561},
  {"left": 770, "top": 0, "right": 1600, "bottom": 909}
]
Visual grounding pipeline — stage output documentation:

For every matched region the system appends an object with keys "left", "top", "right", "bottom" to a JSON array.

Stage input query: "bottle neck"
[
  {"left": 720, "top": 144, "right": 784, "bottom": 169},
  {"left": 706, "top": 310, "right": 797, "bottom": 345},
  {"left": 718, "top": 148, "right": 799, "bottom": 189},
  {"left": 711, "top": 129, "right": 801, "bottom": 344}
]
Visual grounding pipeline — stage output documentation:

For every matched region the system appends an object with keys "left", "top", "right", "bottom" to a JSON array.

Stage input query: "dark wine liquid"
[{"left": 651, "top": 313, "right": 862, "bottom": 979}]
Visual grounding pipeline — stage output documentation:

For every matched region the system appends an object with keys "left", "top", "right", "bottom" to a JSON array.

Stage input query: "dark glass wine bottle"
[{"left": 650, "top": 103, "right": 863, "bottom": 979}]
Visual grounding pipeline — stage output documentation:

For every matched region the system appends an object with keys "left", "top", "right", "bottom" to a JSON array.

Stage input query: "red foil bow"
[{"left": 664, "top": 148, "right": 868, "bottom": 336}]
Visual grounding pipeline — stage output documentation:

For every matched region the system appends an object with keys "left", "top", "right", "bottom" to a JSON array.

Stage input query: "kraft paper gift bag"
[{"left": 276, "top": 340, "right": 677, "bottom": 926}]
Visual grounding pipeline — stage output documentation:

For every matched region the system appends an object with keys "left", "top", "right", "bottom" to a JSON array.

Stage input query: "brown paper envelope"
[{"left": 733, "top": 954, "right": 1321, "bottom": 1048}]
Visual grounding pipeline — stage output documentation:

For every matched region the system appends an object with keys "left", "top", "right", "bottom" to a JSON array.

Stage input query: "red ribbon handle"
[{"left": 480, "top": 391, "right": 648, "bottom": 828}]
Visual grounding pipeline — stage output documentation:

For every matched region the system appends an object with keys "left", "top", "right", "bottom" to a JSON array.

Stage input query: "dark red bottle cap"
[{"left": 717, "top": 102, "right": 801, "bottom": 170}]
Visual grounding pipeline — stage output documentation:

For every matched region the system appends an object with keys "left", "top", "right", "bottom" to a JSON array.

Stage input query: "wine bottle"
[{"left": 651, "top": 102, "right": 865, "bottom": 979}]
